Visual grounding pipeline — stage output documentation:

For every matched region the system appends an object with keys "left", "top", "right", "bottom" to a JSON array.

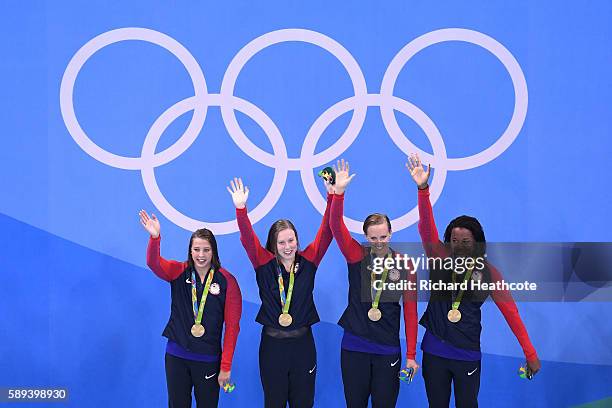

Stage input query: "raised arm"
[
  {"left": 489, "top": 263, "right": 541, "bottom": 373},
  {"left": 329, "top": 159, "right": 363, "bottom": 264},
  {"left": 301, "top": 184, "right": 335, "bottom": 266},
  {"left": 407, "top": 154, "right": 448, "bottom": 258},
  {"left": 219, "top": 269, "right": 243, "bottom": 386},
  {"left": 140, "top": 210, "right": 186, "bottom": 282},
  {"left": 227, "top": 178, "right": 274, "bottom": 268}
]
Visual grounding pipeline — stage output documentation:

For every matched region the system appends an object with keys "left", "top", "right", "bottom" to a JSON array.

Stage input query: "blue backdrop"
[{"left": 1, "top": 0, "right": 611, "bottom": 406}]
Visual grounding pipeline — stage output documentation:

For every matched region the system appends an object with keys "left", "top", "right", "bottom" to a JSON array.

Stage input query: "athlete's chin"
[
  {"left": 280, "top": 252, "right": 296, "bottom": 262},
  {"left": 195, "top": 260, "right": 211, "bottom": 268},
  {"left": 372, "top": 247, "right": 388, "bottom": 256}
]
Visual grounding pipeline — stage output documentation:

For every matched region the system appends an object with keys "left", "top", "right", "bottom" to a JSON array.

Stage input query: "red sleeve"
[
  {"left": 220, "top": 268, "right": 242, "bottom": 372},
  {"left": 146, "top": 235, "right": 188, "bottom": 282},
  {"left": 417, "top": 186, "right": 449, "bottom": 258},
  {"left": 300, "top": 194, "right": 334, "bottom": 266},
  {"left": 489, "top": 264, "right": 539, "bottom": 362},
  {"left": 329, "top": 193, "right": 364, "bottom": 264},
  {"left": 402, "top": 259, "right": 418, "bottom": 360},
  {"left": 236, "top": 207, "right": 275, "bottom": 268}
]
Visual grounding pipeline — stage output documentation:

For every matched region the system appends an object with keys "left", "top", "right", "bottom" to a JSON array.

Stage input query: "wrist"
[{"left": 417, "top": 183, "right": 428, "bottom": 190}]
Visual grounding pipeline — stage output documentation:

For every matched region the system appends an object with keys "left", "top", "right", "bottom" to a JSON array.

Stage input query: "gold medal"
[
  {"left": 190, "top": 268, "right": 214, "bottom": 338},
  {"left": 447, "top": 309, "right": 461, "bottom": 323},
  {"left": 368, "top": 307, "right": 382, "bottom": 321},
  {"left": 191, "top": 323, "right": 205, "bottom": 337},
  {"left": 449, "top": 266, "right": 473, "bottom": 323},
  {"left": 278, "top": 313, "right": 293, "bottom": 327},
  {"left": 277, "top": 263, "right": 296, "bottom": 328}
]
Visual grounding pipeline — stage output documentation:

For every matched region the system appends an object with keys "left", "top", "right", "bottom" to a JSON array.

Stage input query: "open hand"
[
  {"left": 406, "top": 153, "right": 430, "bottom": 189},
  {"left": 227, "top": 177, "right": 249, "bottom": 209},
  {"left": 139, "top": 210, "right": 160, "bottom": 238},
  {"left": 334, "top": 159, "right": 356, "bottom": 195}
]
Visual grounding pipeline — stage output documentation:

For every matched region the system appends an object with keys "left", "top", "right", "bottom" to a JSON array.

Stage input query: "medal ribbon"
[
  {"left": 191, "top": 268, "right": 215, "bottom": 325},
  {"left": 451, "top": 266, "right": 474, "bottom": 311},
  {"left": 371, "top": 253, "right": 392, "bottom": 310},
  {"left": 277, "top": 262, "right": 296, "bottom": 314}
]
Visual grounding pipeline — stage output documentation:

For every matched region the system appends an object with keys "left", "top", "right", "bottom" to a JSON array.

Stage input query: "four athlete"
[{"left": 140, "top": 155, "right": 540, "bottom": 407}]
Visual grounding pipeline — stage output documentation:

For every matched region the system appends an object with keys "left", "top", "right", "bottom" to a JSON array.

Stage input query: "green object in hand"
[{"left": 318, "top": 167, "right": 336, "bottom": 185}]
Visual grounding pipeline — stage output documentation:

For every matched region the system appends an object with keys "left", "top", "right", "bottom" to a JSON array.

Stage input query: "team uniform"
[
  {"left": 330, "top": 193, "right": 418, "bottom": 408},
  {"left": 147, "top": 236, "right": 242, "bottom": 408},
  {"left": 417, "top": 186, "right": 538, "bottom": 408},
  {"left": 235, "top": 194, "right": 333, "bottom": 408}
]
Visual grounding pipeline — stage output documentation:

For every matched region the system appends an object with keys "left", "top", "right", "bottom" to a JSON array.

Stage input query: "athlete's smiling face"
[
  {"left": 365, "top": 223, "right": 392, "bottom": 256},
  {"left": 190, "top": 237, "right": 212, "bottom": 271},
  {"left": 450, "top": 227, "right": 475, "bottom": 257},
  {"left": 276, "top": 228, "right": 298, "bottom": 264}
]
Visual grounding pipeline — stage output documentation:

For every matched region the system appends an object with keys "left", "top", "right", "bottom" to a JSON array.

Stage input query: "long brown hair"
[{"left": 187, "top": 228, "right": 222, "bottom": 271}]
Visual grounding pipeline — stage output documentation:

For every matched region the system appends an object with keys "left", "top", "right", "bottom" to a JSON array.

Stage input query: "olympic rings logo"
[{"left": 60, "top": 27, "right": 527, "bottom": 234}]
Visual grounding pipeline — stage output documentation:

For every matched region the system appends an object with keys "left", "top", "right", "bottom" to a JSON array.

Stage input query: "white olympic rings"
[{"left": 59, "top": 27, "right": 527, "bottom": 234}]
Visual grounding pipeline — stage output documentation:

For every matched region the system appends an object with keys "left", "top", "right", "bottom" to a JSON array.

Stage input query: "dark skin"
[{"left": 406, "top": 153, "right": 541, "bottom": 375}]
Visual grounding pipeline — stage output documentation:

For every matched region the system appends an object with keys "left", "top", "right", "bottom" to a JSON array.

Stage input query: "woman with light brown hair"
[{"left": 227, "top": 177, "right": 333, "bottom": 408}]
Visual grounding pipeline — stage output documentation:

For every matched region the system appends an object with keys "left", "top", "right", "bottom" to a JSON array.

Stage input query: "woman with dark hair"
[
  {"left": 227, "top": 177, "right": 333, "bottom": 408},
  {"left": 139, "top": 210, "right": 242, "bottom": 408},
  {"left": 406, "top": 153, "right": 541, "bottom": 408},
  {"left": 329, "top": 160, "right": 419, "bottom": 408}
]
